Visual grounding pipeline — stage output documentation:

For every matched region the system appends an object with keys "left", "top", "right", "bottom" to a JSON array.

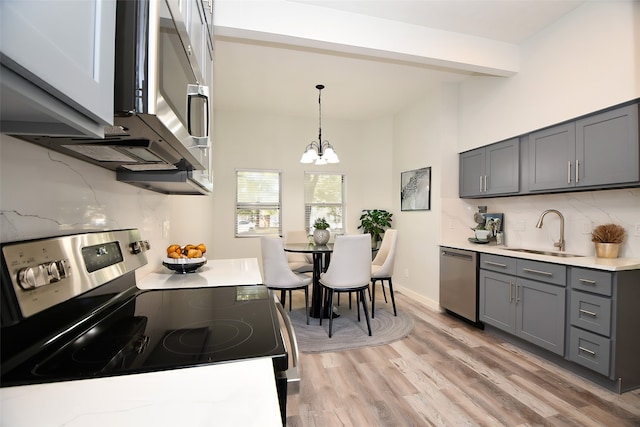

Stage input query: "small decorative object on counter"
[
  {"left": 164, "top": 243, "right": 208, "bottom": 273},
  {"left": 496, "top": 232, "right": 504, "bottom": 245},
  {"left": 473, "top": 206, "right": 487, "bottom": 226},
  {"left": 591, "top": 223, "right": 626, "bottom": 258},
  {"left": 474, "top": 229, "right": 491, "bottom": 241},
  {"left": 312, "top": 217, "right": 331, "bottom": 245}
]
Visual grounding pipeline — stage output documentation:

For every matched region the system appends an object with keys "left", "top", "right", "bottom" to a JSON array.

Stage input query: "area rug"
[{"left": 287, "top": 302, "right": 414, "bottom": 353}]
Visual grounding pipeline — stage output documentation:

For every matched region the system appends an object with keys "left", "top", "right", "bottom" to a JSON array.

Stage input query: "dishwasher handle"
[{"left": 441, "top": 250, "right": 474, "bottom": 261}]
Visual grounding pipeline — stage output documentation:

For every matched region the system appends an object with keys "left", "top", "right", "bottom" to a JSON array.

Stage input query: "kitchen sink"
[{"left": 504, "top": 248, "right": 585, "bottom": 258}]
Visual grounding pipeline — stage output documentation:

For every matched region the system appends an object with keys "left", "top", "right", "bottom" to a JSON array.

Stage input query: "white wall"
[
  {"left": 170, "top": 109, "right": 395, "bottom": 262},
  {"left": 0, "top": 134, "right": 172, "bottom": 278},
  {"left": 391, "top": 85, "right": 458, "bottom": 307},
  {"left": 458, "top": 0, "right": 640, "bottom": 149}
]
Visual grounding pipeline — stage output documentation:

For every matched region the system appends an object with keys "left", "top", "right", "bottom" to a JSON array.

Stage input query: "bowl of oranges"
[{"left": 163, "top": 243, "right": 207, "bottom": 273}]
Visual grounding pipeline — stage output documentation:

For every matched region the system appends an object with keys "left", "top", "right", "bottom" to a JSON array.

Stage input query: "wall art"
[{"left": 401, "top": 167, "right": 431, "bottom": 211}]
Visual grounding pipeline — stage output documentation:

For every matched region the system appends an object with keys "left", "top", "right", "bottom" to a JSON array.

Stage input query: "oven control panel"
[
  {"left": 1, "top": 229, "right": 149, "bottom": 319},
  {"left": 17, "top": 259, "right": 70, "bottom": 290}
]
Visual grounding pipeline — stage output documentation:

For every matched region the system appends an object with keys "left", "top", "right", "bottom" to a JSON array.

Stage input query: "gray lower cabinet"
[
  {"left": 479, "top": 254, "right": 566, "bottom": 355},
  {"left": 478, "top": 253, "right": 640, "bottom": 392},
  {"left": 567, "top": 267, "right": 640, "bottom": 392},
  {"left": 529, "top": 103, "right": 639, "bottom": 192},
  {"left": 459, "top": 138, "right": 520, "bottom": 198}
]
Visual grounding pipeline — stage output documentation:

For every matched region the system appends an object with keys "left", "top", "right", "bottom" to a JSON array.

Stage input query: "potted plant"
[
  {"left": 312, "top": 217, "right": 330, "bottom": 245},
  {"left": 591, "top": 223, "right": 626, "bottom": 258},
  {"left": 358, "top": 209, "right": 393, "bottom": 248}
]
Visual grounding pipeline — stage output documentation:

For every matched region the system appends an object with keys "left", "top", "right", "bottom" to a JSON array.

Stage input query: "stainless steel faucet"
[{"left": 536, "top": 209, "right": 565, "bottom": 251}]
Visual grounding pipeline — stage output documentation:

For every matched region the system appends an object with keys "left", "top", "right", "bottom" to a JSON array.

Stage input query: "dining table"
[{"left": 283, "top": 242, "right": 334, "bottom": 318}]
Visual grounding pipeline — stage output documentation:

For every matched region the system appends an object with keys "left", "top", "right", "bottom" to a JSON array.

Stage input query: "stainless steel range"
[{"left": 1, "top": 229, "right": 293, "bottom": 424}]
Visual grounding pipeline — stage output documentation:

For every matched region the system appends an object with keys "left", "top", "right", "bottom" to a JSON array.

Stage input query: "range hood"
[
  {"left": 117, "top": 169, "right": 210, "bottom": 195},
  {"left": 16, "top": 121, "right": 213, "bottom": 196}
]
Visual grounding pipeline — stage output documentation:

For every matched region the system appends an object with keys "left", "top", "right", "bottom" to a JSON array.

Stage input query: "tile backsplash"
[
  {"left": 442, "top": 188, "right": 640, "bottom": 259},
  {"left": 0, "top": 135, "right": 171, "bottom": 276}
]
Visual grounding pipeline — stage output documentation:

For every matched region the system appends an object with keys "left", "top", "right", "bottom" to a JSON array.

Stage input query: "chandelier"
[{"left": 300, "top": 84, "right": 340, "bottom": 165}]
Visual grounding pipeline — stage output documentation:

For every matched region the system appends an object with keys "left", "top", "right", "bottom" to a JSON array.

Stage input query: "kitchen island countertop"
[
  {"left": 440, "top": 241, "right": 640, "bottom": 271},
  {"left": 137, "top": 257, "right": 263, "bottom": 289},
  {"left": 0, "top": 357, "right": 282, "bottom": 427}
]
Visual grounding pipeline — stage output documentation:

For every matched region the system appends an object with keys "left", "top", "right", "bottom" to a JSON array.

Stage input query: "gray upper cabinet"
[
  {"left": 463, "top": 100, "right": 639, "bottom": 198},
  {"left": 529, "top": 103, "right": 639, "bottom": 192},
  {"left": 460, "top": 138, "right": 520, "bottom": 198},
  {"left": 528, "top": 123, "right": 575, "bottom": 191},
  {"left": 460, "top": 148, "right": 485, "bottom": 197},
  {"left": 0, "top": 0, "right": 116, "bottom": 138},
  {"left": 576, "top": 104, "right": 639, "bottom": 187}
]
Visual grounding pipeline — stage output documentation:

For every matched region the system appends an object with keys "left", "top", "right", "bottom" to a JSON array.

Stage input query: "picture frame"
[{"left": 401, "top": 167, "right": 431, "bottom": 211}]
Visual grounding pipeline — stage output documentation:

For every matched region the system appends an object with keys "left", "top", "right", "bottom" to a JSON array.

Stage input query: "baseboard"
[{"left": 395, "top": 285, "right": 442, "bottom": 313}]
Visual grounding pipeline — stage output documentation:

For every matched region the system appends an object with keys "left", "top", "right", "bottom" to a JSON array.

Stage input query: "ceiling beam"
[{"left": 214, "top": 0, "right": 519, "bottom": 77}]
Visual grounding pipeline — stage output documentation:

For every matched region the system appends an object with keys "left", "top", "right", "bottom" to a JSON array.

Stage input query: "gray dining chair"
[
  {"left": 319, "top": 234, "right": 372, "bottom": 337},
  {"left": 371, "top": 229, "right": 398, "bottom": 317},
  {"left": 285, "top": 230, "right": 314, "bottom": 273},
  {"left": 260, "top": 237, "right": 312, "bottom": 324}
]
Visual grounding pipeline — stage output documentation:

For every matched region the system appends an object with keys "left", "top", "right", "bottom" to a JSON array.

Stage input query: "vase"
[
  {"left": 595, "top": 242, "right": 620, "bottom": 258},
  {"left": 313, "top": 229, "right": 330, "bottom": 246}
]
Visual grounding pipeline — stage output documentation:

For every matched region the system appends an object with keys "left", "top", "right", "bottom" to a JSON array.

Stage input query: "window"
[
  {"left": 304, "top": 172, "right": 345, "bottom": 234},
  {"left": 236, "top": 170, "right": 281, "bottom": 237}
]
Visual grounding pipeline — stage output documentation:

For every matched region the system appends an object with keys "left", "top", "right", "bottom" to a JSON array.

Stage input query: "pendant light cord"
[{"left": 317, "top": 85, "right": 323, "bottom": 144}]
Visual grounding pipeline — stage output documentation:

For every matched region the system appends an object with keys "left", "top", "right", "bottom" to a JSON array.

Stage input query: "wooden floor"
[{"left": 285, "top": 291, "right": 640, "bottom": 426}]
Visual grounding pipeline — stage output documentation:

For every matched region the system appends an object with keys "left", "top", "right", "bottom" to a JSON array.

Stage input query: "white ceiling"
[{"left": 213, "top": 0, "right": 585, "bottom": 121}]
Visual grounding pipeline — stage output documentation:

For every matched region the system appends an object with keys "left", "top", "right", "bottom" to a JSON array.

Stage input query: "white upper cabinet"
[{"left": 0, "top": 0, "right": 116, "bottom": 138}]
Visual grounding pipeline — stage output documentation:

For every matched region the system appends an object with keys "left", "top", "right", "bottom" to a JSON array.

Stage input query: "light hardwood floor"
[{"left": 285, "top": 291, "right": 640, "bottom": 426}]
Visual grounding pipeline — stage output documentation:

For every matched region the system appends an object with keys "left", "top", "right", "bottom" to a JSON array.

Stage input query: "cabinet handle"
[
  {"left": 522, "top": 267, "right": 553, "bottom": 277},
  {"left": 509, "top": 281, "right": 513, "bottom": 302},
  {"left": 484, "top": 175, "right": 488, "bottom": 192},
  {"left": 485, "top": 261, "right": 508, "bottom": 268},
  {"left": 579, "top": 308, "right": 597, "bottom": 317},
  {"left": 576, "top": 159, "right": 580, "bottom": 183},
  {"left": 579, "top": 278, "right": 596, "bottom": 285},
  {"left": 567, "top": 160, "right": 572, "bottom": 184},
  {"left": 515, "top": 283, "right": 520, "bottom": 303},
  {"left": 479, "top": 176, "right": 483, "bottom": 193},
  {"left": 578, "top": 346, "right": 596, "bottom": 356}
]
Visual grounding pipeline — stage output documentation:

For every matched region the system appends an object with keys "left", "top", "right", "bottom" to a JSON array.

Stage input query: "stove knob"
[
  {"left": 46, "top": 262, "right": 61, "bottom": 282},
  {"left": 18, "top": 266, "right": 48, "bottom": 290},
  {"left": 18, "top": 267, "right": 38, "bottom": 289},
  {"left": 130, "top": 241, "right": 141, "bottom": 254}
]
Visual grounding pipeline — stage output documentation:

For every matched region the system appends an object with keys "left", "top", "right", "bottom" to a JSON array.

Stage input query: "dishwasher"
[{"left": 439, "top": 246, "right": 481, "bottom": 326}]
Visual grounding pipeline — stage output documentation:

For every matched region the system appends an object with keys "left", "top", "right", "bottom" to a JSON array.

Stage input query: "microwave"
[{"left": 15, "top": 0, "right": 214, "bottom": 195}]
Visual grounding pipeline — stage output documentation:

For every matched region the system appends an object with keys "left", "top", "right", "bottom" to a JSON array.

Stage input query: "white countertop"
[
  {"left": 0, "top": 357, "right": 282, "bottom": 427},
  {"left": 440, "top": 241, "right": 640, "bottom": 271},
  {"left": 137, "top": 258, "right": 263, "bottom": 290}
]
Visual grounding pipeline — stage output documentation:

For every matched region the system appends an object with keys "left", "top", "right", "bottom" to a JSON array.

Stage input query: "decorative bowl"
[{"left": 162, "top": 257, "right": 207, "bottom": 273}]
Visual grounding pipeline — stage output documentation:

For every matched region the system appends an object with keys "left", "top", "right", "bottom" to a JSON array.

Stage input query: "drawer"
[
  {"left": 570, "top": 290, "right": 611, "bottom": 336},
  {"left": 569, "top": 326, "right": 611, "bottom": 377},
  {"left": 569, "top": 267, "right": 613, "bottom": 296},
  {"left": 517, "top": 259, "right": 566, "bottom": 286},
  {"left": 480, "top": 253, "right": 517, "bottom": 275}
]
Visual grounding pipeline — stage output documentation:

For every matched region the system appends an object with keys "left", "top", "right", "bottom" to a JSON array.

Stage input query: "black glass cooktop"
[{"left": 1, "top": 285, "right": 287, "bottom": 387}]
